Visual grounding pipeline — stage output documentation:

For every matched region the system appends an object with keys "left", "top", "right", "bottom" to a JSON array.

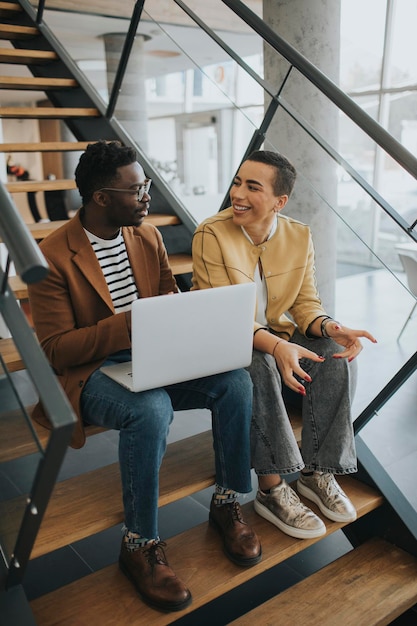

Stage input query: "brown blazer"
[{"left": 28, "top": 211, "right": 178, "bottom": 448}]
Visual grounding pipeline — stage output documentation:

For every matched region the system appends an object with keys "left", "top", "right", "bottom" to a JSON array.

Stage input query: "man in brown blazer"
[{"left": 28, "top": 141, "right": 260, "bottom": 613}]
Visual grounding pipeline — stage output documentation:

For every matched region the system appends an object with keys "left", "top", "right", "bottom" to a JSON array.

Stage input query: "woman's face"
[{"left": 229, "top": 160, "right": 287, "bottom": 233}]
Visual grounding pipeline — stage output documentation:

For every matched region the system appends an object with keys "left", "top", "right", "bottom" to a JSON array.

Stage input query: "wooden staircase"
[
  {"left": 1, "top": 2, "right": 417, "bottom": 625},
  {"left": 0, "top": 0, "right": 193, "bottom": 277}
]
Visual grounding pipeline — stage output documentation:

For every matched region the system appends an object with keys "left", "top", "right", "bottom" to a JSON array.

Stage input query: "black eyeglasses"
[{"left": 98, "top": 179, "right": 152, "bottom": 201}]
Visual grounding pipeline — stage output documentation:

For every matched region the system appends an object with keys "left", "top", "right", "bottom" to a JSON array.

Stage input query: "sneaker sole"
[
  {"left": 297, "top": 480, "right": 357, "bottom": 523},
  {"left": 119, "top": 558, "right": 192, "bottom": 612},
  {"left": 253, "top": 499, "right": 326, "bottom": 539},
  {"left": 209, "top": 515, "right": 262, "bottom": 567}
]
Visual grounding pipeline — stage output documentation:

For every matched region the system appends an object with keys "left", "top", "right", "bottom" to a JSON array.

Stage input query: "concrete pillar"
[
  {"left": 263, "top": 0, "right": 341, "bottom": 313},
  {"left": 102, "top": 32, "right": 149, "bottom": 151}
]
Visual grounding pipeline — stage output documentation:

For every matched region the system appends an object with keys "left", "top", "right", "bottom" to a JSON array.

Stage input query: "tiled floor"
[{"left": 4, "top": 265, "right": 417, "bottom": 624}]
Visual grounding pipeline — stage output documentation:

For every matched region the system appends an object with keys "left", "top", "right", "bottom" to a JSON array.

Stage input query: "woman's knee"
[{"left": 247, "top": 349, "right": 281, "bottom": 389}]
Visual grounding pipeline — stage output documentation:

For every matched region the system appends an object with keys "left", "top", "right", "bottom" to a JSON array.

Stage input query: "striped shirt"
[{"left": 85, "top": 229, "right": 139, "bottom": 312}]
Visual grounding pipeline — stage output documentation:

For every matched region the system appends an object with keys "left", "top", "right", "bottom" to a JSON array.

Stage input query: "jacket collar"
[{"left": 66, "top": 211, "right": 152, "bottom": 311}]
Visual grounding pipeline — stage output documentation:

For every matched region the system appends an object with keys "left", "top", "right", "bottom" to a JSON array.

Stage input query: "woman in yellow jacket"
[{"left": 192, "top": 150, "right": 377, "bottom": 539}]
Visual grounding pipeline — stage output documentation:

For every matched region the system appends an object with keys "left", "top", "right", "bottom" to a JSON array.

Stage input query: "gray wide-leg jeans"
[{"left": 246, "top": 329, "right": 357, "bottom": 477}]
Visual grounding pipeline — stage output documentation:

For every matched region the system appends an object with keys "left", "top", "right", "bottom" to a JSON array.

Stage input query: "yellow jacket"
[{"left": 191, "top": 207, "right": 327, "bottom": 338}]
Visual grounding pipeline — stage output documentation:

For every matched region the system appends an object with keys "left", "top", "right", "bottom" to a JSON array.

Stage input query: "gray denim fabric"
[{"left": 246, "top": 329, "right": 358, "bottom": 477}]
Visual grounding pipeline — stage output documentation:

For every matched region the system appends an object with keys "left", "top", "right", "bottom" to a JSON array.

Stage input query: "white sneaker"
[
  {"left": 254, "top": 480, "right": 326, "bottom": 539},
  {"left": 297, "top": 472, "right": 357, "bottom": 523}
]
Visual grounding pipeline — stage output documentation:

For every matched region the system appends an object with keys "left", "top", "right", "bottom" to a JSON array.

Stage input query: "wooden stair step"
[
  {"left": 1, "top": 407, "right": 300, "bottom": 555},
  {"left": 0, "top": 24, "right": 38, "bottom": 39},
  {"left": 0, "top": 141, "right": 90, "bottom": 151},
  {"left": 168, "top": 253, "right": 192, "bottom": 275},
  {"left": 32, "top": 429, "right": 217, "bottom": 558},
  {"left": 0, "top": 75, "right": 77, "bottom": 90},
  {"left": 29, "top": 478, "right": 384, "bottom": 625},
  {"left": 0, "top": 1, "right": 21, "bottom": 16},
  {"left": 6, "top": 255, "right": 190, "bottom": 303},
  {"left": 0, "top": 215, "right": 181, "bottom": 245},
  {"left": 0, "top": 403, "right": 105, "bottom": 464},
  {"left": 6, "top": 178, "right": 76, "bottom": 193},
  {"left": 230, "top": 537, "right": 417, "bottom": 626},
  {"left": 0, "top": 336, "right": 25, "bottom": 372},
  {"left": 0, "top": 106, "right": 100, "bottom": 118},
  {"left": 0, "top": 47, "right": 57, "bottom": 65}
]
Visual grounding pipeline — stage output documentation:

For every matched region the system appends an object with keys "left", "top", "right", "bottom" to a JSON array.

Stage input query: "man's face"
[{"left": 101, "top": 162, "right": 150, "bottom": 228}]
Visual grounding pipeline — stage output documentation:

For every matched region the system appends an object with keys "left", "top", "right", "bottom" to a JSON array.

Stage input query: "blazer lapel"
[
  {"left": 67, "top": 214, "right": 115, "bottom": 313},
  {"left": 123, "top": 227, "right": 152, "bottom": 298}
]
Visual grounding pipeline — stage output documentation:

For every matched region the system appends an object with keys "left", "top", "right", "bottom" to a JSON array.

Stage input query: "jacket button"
[{"left": 79, "top": 380, "right": 84, "bottom": 388}]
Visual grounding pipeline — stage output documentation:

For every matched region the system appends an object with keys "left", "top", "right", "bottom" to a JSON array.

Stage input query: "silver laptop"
[{"left": 100, "top": 283, "right": 256, "bottom": 392}]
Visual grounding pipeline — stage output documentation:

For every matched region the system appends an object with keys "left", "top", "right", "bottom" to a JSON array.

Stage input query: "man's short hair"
[
  {"left": 245, "top": 150, "right": 297, "bottom": 197},
  {"left": 75, "top": 140, "right": 137, "bottom": 204}
]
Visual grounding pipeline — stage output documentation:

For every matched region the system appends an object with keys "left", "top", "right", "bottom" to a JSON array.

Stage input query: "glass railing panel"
[
  {"left": 38, "top": 2, "right": 416, "bottom": 252},
  {"left": 340, "top": 0, "right": 386, "bottom": 92},
  {"left": 0, "top": 357, "right": 43, "bottom": 568},
  {"left": 385, "top": 2, "right": 417, "bottom": 88}
]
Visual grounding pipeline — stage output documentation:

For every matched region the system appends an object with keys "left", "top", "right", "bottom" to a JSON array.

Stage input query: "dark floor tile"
[
  {"left": 285, "top": 530, "right": 353, "bottom": 578},
  {"left": 70, "top": 525, "right": 122, "bottom": 572},
  {"left": 0, "top": 453, "right": 42, "bottom": 495},
  {"left": 159, "top": 496, "right": 210, "bottom": 539},
  {"left": 172, "top": 560, "right": 302, "bottom": 626},
  {"left": 56, "top": 431, "right": 119, "bottom": 481},
  {"left": 0, "top": 469, "right": 21, "bottom": 500},
  {"left": 23, "top": 545, "right": 92, "bottom": 601}
]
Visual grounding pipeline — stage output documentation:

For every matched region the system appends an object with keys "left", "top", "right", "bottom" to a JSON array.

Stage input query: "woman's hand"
[
  {"left": 272, "top": 340, "right": 325, "bottom": 395},
  {"left": 323, "top": 321, "right": 377, "bottom": 362}
]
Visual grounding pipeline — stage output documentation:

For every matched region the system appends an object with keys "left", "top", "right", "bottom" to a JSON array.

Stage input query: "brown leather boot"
[
  {"left": 119, "top": 540, "right": 192, "bottom": 612},
  {"left": 209, "top": 496, "right": 262, "bottom": 567}
]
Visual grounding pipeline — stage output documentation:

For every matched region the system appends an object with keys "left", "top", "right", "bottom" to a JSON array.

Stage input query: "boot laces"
[{"left": 144, "top": 541, "right": 168, "bottom": 566}]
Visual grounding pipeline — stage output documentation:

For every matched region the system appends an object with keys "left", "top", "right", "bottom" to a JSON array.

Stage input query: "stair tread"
[
  {"left": 0, "top": 403, "right": 104, "bottom": 463},
  {"left": 32, "top": 429, "right": 216, "bottom": 558},
  {"left": 0, "top": 107, "right": 99, "bottom": 118},
  {"left": 230, "top": 537, "right": 417, "bottom": 626},
  {"left": 0, "top": 47, "right": 57, "bottom": 64},
  {"left": 30, "top": 479, "right": 384, "bottom": 625},
  {"left": 0, "top": 141, "right": 90, "bottom": 151},
  {"left": 0, "top": 24, "right": 38, "bottom": 39},
  {"left": 6, "top": 178, "right": 76, "bottom": 192},
  {"left": 0, "top": 75, "right": 77, "bottom": 89},
  {"left": 0, "top": 215, "right": 181, "bottom": 243},
  {"left": 5, "top": 253, "right": 191, "bottom": 306},
  {"left": 0, "top": 2, "right": 21, "bottom": 13}
]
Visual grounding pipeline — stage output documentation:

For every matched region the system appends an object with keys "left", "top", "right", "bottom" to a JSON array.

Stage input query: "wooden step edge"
[
  {"left": 168, "top": 253, "right": 192, "bottom": 275},
  {"left": 230, "top": 538, "right": 417, "bottom": 625},
  {"left": 0, "top": 215, "right": 181, "bottom": 244},
  {"left": 0, "top": 336, "right": 24, "bottom": 372},
  {"left": 0, "top": 141, "right": 89, "bottom": 152},
  {"left": 31, "top": 429, "right": 216, "bottom": 559},
  {"left": 0, "top": 48, "right": 57, "bottom": 64},
  {"left": 0, "top": 401, "right": 105, "bottom": 464},
  {"left": 7, "top": 178, "right": 77, "bottom": 192},
  {"left": 29, "top": 479, "right": 384, "bottom": 625},
  {"left": 0, "top": 2, "right": 22, "bottom": 13},
  {"left": 0, "top": 76, "right": 77, "bottom": 89},
  {"left": 7, "top": 256, "right": 190, "bottom": 303},
  {"left": 0, "top": 24, "right": 39, "bottom": 38},
  {"left": 0, "top": 107, "right": 100, "bottom": 119}
]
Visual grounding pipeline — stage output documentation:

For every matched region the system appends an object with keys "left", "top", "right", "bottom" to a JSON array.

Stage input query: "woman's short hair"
[{"left": 245, "top": 150, "right": 297, "bottom": 197}]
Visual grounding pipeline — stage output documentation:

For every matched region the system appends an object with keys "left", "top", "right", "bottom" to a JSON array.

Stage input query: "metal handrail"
[
  {"left": 0, "top": 185, "right": 49, "bottom": 285},
  {"left": 0, "top": 184, "right": 76, "bottom": 588},
  {"left": 221, "top": 0, "right": 417, "bottom": 183}
]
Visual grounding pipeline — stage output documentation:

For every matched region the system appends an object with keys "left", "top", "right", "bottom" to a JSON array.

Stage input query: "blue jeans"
[
  {"left": 247, "top": 330, "right": 357, "bottom": 477},
  {"left": 80, "top": 350, "right": 253, "bottom": 539}
]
